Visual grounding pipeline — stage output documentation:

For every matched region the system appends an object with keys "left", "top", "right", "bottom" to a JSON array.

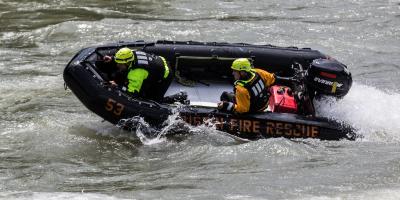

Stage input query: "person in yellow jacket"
[
  {"left": 218, "top": 58, "right": 276, "bottom": 114},
  {"left": 102, "top": 47, "right": 186, "bottom": 103}
]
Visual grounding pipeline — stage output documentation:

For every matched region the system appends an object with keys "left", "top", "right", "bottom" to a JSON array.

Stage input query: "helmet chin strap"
[{"left": 240, "top": 71, "right": 254, "bottom": 81}]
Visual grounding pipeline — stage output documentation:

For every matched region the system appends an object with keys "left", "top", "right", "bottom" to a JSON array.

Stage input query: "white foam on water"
[
  {"left": 117, "top": 116, "right": 168, "bottom": 146},
  {"left": 315, "top": 82, "right": 400, "bottom": 142},
  {"left": 115, "top": 117, "right": 150, "bottom": 144}
]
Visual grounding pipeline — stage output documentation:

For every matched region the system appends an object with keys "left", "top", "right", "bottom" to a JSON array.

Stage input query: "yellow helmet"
[
  {"left": 115, "top": 47, "right": 134, "bottom": 64},
  {"left": 231, "top": 58, "right": 252, "bottom": 72}
]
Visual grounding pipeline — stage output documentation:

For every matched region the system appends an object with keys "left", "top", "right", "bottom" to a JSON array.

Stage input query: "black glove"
[
  {"left": 220, "top": 91, "right": 235, "bottom": 102},
  {"left": 126, "top": 90, "right": 139, "bottom": 98},
  {"left": 218, "top": 101, "right": 234, "bottom": 112}
]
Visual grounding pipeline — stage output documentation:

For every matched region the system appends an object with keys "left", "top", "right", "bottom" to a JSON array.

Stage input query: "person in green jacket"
[{"left": 103, "top": 47, "right": 186, "bottom": 103}]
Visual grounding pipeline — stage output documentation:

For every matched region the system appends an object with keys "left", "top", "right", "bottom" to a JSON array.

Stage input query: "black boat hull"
[{"left": 63, "top": 40, "right": 355, "bottom": 140}]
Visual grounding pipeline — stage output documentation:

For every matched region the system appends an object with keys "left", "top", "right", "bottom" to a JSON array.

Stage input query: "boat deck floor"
[{"left": 165, "top": 80, "right": 232, "bottom": 106}]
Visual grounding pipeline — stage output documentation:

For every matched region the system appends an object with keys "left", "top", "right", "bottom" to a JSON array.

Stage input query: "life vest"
[
  {"left": 235, "top": 72, "right": 270, "bottom": 112},
  {"left": 131, "top": 51, "right": 169, "bottom": 82}
]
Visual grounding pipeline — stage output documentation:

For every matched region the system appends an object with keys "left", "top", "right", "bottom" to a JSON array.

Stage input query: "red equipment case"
[{"left": 268, "top": 85, "right": 298, "bottom": 113}]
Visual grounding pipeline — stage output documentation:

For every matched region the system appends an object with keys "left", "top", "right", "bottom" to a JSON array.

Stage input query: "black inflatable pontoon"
[{"left": 63, "top": 40, "right": 355, "bottom": 140}]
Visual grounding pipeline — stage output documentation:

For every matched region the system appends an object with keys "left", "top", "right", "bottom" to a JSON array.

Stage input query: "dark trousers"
[{"left": 143, "top": 68, "right": 174, "bottom": 102}]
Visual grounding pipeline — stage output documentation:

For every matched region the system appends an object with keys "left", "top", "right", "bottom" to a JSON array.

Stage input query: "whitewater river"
[{"left": 1, "top": 0, "right": 400, "bottom": 199}]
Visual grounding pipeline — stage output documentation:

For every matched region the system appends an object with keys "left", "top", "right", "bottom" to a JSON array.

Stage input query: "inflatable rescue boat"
[{"left": 63, "top": 40, "right": 355, "bottom": 140}]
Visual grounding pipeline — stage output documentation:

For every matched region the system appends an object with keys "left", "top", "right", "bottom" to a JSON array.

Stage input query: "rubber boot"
[{"left": 162, "top": 91, "right": 188, "bottom": 104}]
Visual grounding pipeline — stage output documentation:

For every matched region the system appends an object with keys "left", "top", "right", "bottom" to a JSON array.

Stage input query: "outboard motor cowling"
[{"left": 306, "top": 59, "right": 352, "bottom": 98}]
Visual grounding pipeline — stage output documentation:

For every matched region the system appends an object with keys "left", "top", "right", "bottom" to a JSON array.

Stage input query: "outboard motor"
[{"left": 306, "top": 59, "right": 352, "bottom": 98}]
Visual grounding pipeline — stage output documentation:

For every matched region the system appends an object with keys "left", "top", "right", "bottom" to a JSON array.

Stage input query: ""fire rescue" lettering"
[
  {"left": 180, "top": 114, "right": 320, "bottom": 138},
  {"left": 266, "top": 121, "right": 319, "bottom": 138}
]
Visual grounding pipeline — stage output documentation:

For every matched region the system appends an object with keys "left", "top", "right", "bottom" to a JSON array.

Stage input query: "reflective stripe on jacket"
[
  {"left": 233, "top": 68, "right": 275, "bottom": 113},
  {"left": 126, "top": 51, "right": 169, "bottom": 93}
]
